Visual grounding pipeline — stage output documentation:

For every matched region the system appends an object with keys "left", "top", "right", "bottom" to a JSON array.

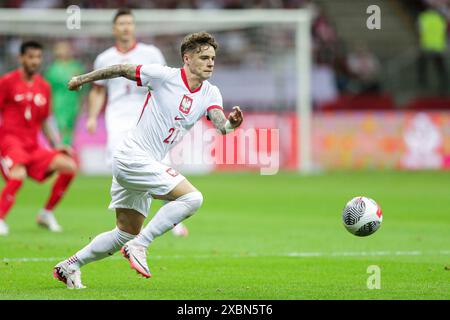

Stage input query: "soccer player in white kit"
[
  {"left": 53, "top": 32, "right": 244, "bottom": 288},
  {"left": 87, "top": 9, "right": 188, "bottom": 237}
]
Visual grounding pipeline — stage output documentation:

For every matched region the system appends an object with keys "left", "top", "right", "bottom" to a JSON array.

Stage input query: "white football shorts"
[{"left": 108, "top": 155, "right": 185, "bottom": 217}]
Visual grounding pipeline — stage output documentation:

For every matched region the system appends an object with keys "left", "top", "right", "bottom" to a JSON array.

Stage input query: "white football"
[{"left": 342, "top": 196, "right": 383, "bottom": 237}]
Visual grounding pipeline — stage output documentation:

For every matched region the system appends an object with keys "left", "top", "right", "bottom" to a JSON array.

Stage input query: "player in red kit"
[{"left": 0, "top": 41, "right": 78, "bottom": 236}]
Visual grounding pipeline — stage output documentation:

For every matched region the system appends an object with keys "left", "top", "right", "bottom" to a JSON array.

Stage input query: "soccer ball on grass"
[{"left": 342, "top": 196, "right": 383, "bottom": 237}]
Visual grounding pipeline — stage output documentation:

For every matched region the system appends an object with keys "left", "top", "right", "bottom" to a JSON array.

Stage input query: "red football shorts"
[{"left": 0, "top": 135, "right": 61, "bottom": 182}]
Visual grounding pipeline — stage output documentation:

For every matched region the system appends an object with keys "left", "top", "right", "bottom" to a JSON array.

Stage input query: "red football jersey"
[{"left": 0, "top": 69, "right": 51, "bottom": 148}]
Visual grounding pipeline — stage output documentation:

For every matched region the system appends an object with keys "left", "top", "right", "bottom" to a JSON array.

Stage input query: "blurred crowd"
[
  {"left": 0, "top": 0, "right": 448, "bottom": 110},
  {"left": 0, "top": 0, "right": 343, "bottom": 109},
  {"left": 313, "top": 0, "right": 450, "bottom": 109},
  {"left": 2, "top": 0, "right": 310, "bottom": 9},
  {"left": 416, "top": 0, "right": 449, "bottom": 96},
  {"left": 309, "top": 2, "right": 384, "bottom": 108},
  {"left": 421, "top": 0, "right": 450, "bottom": 20}
]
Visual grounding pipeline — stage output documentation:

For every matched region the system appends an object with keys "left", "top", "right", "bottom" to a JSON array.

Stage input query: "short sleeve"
[
  {"left": 205, "top": 86, "right": 223, "bottom": 119},
  {"left": 136, "top": 64, "right": 171, "bottom": 89},
  {"left": 93, "top": 55, "right": 107, "bottom": 86}
]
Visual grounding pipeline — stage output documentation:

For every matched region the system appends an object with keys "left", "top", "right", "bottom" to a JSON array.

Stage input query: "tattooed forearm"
[
  {"left": 208, "top": 108, "right": 227, "bottom": 135},
  {"left": 77, "top": 64, "right": 138, "bottom": 85}
]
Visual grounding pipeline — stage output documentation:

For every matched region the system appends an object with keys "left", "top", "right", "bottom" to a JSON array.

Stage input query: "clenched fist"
[
  {"left": 68, "top": 76, "right": 82, "bottom": 91},
  {"left": 228, "top": 106, "right": 243, "bottom": 129}
]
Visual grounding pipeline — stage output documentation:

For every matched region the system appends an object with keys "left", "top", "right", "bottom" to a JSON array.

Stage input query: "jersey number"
[
  {"left": 24, "top": 106, "right": 32, "bottom": 120},
  {"left": 163, "top": 128, "right": 180, "bottom": 145}
]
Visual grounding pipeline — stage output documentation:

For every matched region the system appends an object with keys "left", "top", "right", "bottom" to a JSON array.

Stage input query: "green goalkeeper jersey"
[{"left": 45, "top": 59, "right": 85, "bottom": 145}]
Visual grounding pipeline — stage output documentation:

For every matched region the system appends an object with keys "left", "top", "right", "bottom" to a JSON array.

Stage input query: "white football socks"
[
  {"left": 132, "top": 191, "right": 203, "bottom": 247},
  {"left": 66, "top": 227, "right": 135, "bottom": 270}
]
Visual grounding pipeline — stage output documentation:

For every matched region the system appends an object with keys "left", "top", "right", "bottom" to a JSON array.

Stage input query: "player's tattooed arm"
[
  {"left": 208, "top": 106, "right": 244, "bottom": 135},
  {"left": 68, "top": 64, "right": 138, "bottom": 91},
  {"left": 208, "top": 108, "right": 228, "bottom": 135}
]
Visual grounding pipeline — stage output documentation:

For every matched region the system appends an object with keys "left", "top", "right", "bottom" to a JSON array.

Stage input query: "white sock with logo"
[
  {"left": 65, "top": 227, "right": 135, "bottom": 270},
  {"left": 132, "top": 191, "right": 203, "bottom": 247}
]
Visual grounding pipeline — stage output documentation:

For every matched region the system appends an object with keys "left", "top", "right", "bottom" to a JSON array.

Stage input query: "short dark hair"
[
  {"left": 20, "top": 40, "right": 43, "bottom": 55},
  {"left": 113, "top": 8, "right": 133, "bottom": 23},
  {"left": 180, "top": 32, "right": 218, "bottom": 59}
]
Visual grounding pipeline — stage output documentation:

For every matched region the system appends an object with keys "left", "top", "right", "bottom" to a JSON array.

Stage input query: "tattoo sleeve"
[
  {"left": 78, "top": 64, "right": 138, "bottom": 85},
  {"left": 208, "top": 108, "right": 227, "bottom": 135}
]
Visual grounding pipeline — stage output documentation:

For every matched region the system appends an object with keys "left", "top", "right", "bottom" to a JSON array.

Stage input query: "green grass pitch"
[{"left": 0, "top": 171, "right": 449, "bottom": 299}]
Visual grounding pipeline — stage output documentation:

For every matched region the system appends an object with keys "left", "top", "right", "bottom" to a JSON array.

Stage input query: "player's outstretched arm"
[
  {"left": 208, "top": 106, "right": 244, "bottom": 135},
  {"left": 42, "top": 120, "right": 58, "bottom": 148},
  {"left": 68, "top": 64, "right": 138, "bottom": 91},
  {"left": 86, "top": 85, "right": 106, "bottom": 134}
]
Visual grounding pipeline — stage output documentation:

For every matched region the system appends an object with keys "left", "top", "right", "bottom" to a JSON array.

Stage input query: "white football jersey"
[
  {"left": 115, "top": 64, "right": 223, "bottom": 162},
  {"left": 93, "top": 42, "right": 166, "bottom": 128}
]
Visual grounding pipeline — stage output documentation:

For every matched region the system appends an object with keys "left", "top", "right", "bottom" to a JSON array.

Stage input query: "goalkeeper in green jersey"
[{"left": 45, "top": 41, "right": 85, "bottom": 146}]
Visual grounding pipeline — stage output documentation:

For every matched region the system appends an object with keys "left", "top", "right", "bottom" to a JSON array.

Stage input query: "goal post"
[{"left": 0, "top": 8, "right": 312, "bottom": 173}]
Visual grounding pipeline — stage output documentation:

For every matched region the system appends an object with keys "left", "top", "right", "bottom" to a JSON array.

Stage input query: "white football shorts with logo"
[{"left": 108, "top": 155, "right": 185, "bottom": 217}]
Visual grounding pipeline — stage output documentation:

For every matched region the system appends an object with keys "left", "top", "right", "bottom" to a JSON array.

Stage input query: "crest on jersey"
[
  {"left": 179, "top": 95, "right": 193, "bottom": 115},
  {"left": 166, "top": 167, "right": 179, "bottom": 177},
  {"left": 33, "top": 93, "right": 47, "bottom": 107}
]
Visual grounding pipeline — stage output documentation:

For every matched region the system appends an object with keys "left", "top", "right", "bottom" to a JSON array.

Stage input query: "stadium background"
[
  {"left": 0, "top": 0, "right": 449, "bottom": 300},
  {"left": 1, "top": 0, "right": 449, "bottom": 174}
]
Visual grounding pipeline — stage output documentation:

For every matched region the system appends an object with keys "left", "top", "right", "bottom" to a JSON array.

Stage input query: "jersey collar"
[
  {"left": 181, "top": 68, "right": 202, "bottom": 93},
  {"left": 115, "top": 41, "right": 137, "bottom": 54},
  {"left": 18, "top": 68, "right": 36, "bottom": 84}
]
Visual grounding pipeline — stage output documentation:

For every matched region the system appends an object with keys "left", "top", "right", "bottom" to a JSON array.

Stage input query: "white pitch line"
[{"left": 1, "top": 250, "right": 449, "bottom": 263}]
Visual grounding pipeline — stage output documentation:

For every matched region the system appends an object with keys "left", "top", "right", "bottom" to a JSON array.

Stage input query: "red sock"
[
  {"left": 44, "top": 173, "right": 75, "bottom": 211},
  {"left": 0, "top": 179, "right": 23, "bottom": 220}
]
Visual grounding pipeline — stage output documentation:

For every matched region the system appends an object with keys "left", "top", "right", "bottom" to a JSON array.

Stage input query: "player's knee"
[
  {"left": 66, "top": 159, "right": 78, "bottom": 174},
  {"left": 116, "top": 217, "right": 140, "bottom": 235},
  {"left": 60, "top": 158, "right": 78, "bottom": 175},
  {"left": 181, "top": 191, "right": 203, "bottom": 216},
  {"left": 9, "top": 166, "right": 27, "bottom": 181},
  {"left": 116, "top": 209, "right": 144, "bottom": 235},
  {"left": 119, "top": 224, "right": 141, "bottom": 236},
  {"left": 51, "top": 155, "right": 78, "bottom": 174}
]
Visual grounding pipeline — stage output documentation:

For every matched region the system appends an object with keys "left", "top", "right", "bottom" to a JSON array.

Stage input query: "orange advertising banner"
[{"left": 313, "top": 111, "right": 450, "bottom": 170}]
